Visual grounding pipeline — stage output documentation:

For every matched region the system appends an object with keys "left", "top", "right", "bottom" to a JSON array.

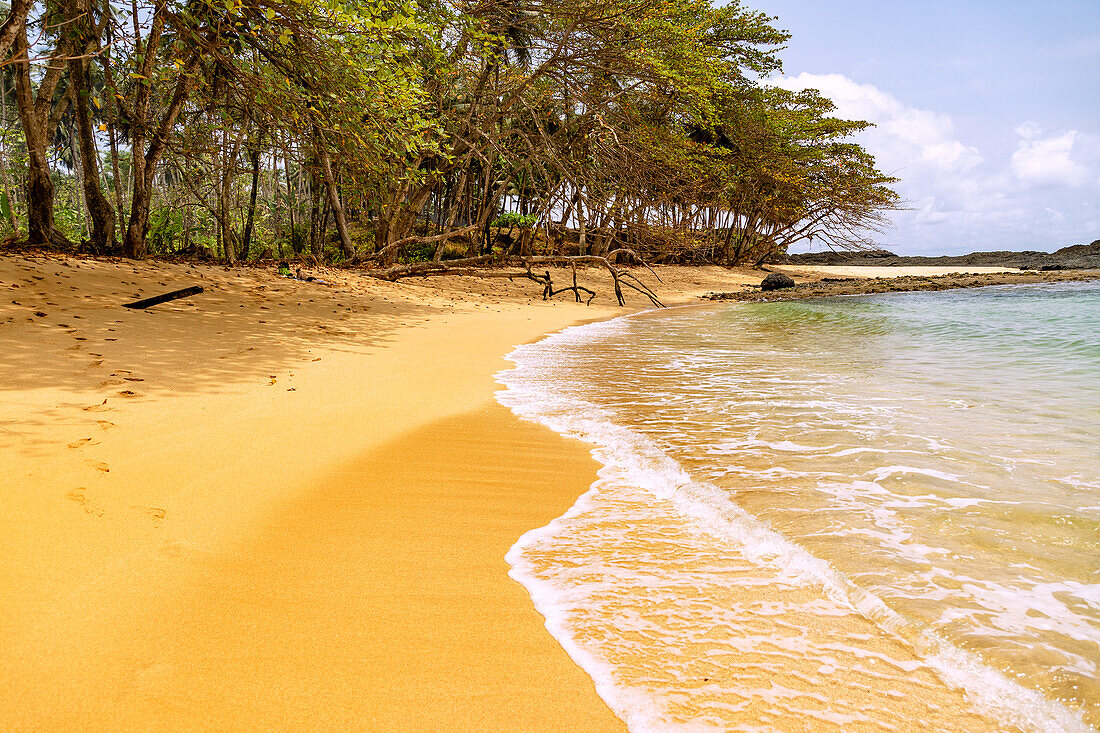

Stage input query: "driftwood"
[
  {"left": 372, "top": 248, "right": 663, "bottom": 307},
  {"left": 518, "top": 249, "right": 665, "bottom": 307},
  {"left": 123, "top": 286, "right": 204, "bottom": 309}
]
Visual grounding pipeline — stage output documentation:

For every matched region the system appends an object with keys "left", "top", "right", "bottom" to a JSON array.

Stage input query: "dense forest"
[{"left": 0, "top": 0, "right": 900, "bottom": 268}]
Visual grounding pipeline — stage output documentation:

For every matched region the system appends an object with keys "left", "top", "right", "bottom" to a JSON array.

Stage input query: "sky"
[{"left": 747, "top": 0, "right": 1100, "bottom": 255}]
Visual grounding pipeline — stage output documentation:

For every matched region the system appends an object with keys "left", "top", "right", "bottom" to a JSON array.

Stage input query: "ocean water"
[{"left": 496, "top": 280, "right": 1100, "bottom": 732}]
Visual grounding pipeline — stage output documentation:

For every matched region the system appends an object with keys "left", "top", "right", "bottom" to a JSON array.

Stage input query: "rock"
[
  {"left": 760, "top": 273, "right": 795, "bottom": 291},
  {"left": 1052, "top": 241, "right": 1100, "bottom": 258}
]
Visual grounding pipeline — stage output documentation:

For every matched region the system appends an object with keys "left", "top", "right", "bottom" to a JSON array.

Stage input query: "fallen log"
[{"left": 122, "top": 286, "right": 204, "bottom": 309}]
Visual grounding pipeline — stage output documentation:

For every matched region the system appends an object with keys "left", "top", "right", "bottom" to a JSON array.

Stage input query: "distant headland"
[{"left": 787, "top": 240, "right": 1100, "bottom": 270}]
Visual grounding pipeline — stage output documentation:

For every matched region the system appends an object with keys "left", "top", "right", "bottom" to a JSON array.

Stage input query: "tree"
[
  {"left": 1, "top": 0, "right": 899, "bottom": 264},
  {"left": 11, "top": 8, "right": 73, "bottom": 246},
  {"left": 0, "top": 0, "right": 31, "bottom": 62},
  {"left": 63, "top": 0, "right": 115, "bottom": 250}
]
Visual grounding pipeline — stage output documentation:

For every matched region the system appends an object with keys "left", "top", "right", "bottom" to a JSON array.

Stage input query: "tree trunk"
[
  {"left": 12, "top": 32, "right": 54, "bottom": 246},
  {"left": 0, "top": 0, "right": 30, "bottom": 62},
  {"left": 241, "top": 145, "right": 261, "bottom": 260},
  {"left": 108, "top": 126, "right": 125, "bottom": 237},
  {"left": 316, "top": 143, "right": 354, "bottom": 260},
  {"left": 218, "top": 175, "right": 231, "bottom": 262},
  {"left": 309, "top": 163, "right": 322, "bottom": 256},
  {"left": 218, "top": 125, "right": 238, "bottom": 263},
  {"left": 72, "top": 124, "right": 88, "bottom": 237},
  {"left": 432, "top": 170, "right": 468, "bottom": 261},
  {"left": 123, "top": 59, "right": 196, "bottom": 258},
  {"left": 373, "top": 218, "right": 389, "bottom": 257},
  {"left": 69, "top": 53, "right": 115, "bottom": 251},
  {"left": 124, "top": 185, "right": 152, "bottom": 258},
  {"left": 0, "top": 72, "right": 20, "bottom": 233},
  {"left": 283, "top": 156, "right": 295, "bottom": 229},
  {"left": 576, "top": 197, "right": 587, "bottom": 256}
]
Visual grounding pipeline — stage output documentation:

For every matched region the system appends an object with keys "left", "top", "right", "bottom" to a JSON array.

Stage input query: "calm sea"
[{"left": 497, "top": 280, "right": 1100, "bottom": 732}]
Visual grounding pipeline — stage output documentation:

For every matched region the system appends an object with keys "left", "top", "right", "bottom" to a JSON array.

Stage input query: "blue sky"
[{"left": 749, "top": 0, "right": 1100, "bottom": 255}]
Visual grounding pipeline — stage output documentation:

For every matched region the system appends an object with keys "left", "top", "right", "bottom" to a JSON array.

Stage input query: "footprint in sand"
[
  {"left": 82, "top": 399, "right": 111, "bottom": 412},
  {"left": 67, "top": 437, "right": 95, "bottom": 449},
  {"left": 117, "top": 390, "right": 140, "bottom": 398},
  {"left": 158, "top": 540, "right": 198, "bottom": 560},
  {"left": 96, "top": 420, "right": 115, "bottom": 431},
  {"left": 66, "top": 488, "right": 104, "bottom": 517},
  {"left": 132, "top": 506, "right": 167, "bottom": 526},
  {"left": 86, "top": 460, "right": 110, "bottom": 472}
]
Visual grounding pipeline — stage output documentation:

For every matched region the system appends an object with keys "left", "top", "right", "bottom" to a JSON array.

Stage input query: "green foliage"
[
  {"left": 2, "top": 0, "right": 898, "bottom": 263},
  {"left": 147, "top": 210, "right": 187, "bottom": 253},
  {"left": 492, "top": 212, "right": 538, "bottom": 229},
  {"left": 286, "top": 223, "right": 310, "bottom": 255},
  {"left": 398, "top": 241, "right": 439, "bottom": 263},
  {"left": 53, "top": 205, "right": 85, "bottom": 243}
]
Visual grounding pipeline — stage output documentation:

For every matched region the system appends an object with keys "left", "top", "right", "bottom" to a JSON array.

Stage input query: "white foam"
[
  {"left": 867, "top": 465, "right": 963, "bottom": 483},
  {"left": 495, "top": 315, "right": 1093, "bottom": 733}
]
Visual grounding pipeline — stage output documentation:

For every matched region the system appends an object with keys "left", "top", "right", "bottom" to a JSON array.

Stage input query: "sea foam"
[{"left": 496, "top": 312, "right": 1093, "bottom": 733}]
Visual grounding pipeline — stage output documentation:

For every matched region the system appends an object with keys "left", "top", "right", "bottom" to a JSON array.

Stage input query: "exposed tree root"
[{"left": 370, "top": 249, "right": 664, "bottom": 308}]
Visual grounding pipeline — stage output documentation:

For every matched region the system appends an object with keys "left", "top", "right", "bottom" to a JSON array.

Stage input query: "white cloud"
[
  {"left": 773, "top": 72, "right": 982, "bottom": 174},
  {"left": 1015, "top": 121, "right": 1042, "bottom": 139},
  {"left": 768, "top": 73, "right": 1100, "bottom": 254},
  {"left": 1011, "top": 126, "right": 1089, "bottom": 188}
]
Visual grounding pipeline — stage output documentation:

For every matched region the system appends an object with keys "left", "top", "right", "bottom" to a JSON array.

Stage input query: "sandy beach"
[
  {"left": 0, "top": 254, "right": 778, "bottom": 730},
  {"left": 2, "top": 253, "right": 1095, "bottom": 730}
]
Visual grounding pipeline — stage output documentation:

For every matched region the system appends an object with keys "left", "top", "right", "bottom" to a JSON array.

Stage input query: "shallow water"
[{"left": 497, "top": 281, "right": 1100, "bottom": 732}]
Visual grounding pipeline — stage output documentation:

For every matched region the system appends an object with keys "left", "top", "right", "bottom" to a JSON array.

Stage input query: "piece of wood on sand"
[{"left": 122, "top": 286, "right": 204, "bottom": 310}]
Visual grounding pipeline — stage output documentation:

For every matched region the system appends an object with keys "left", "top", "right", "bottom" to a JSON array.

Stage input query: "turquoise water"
[{"left": 498, "top": 280, "right": 1100, "bottom": 732}]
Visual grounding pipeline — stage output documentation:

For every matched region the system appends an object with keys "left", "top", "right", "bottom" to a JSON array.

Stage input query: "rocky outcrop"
[
  {"left": 705, "top": 270, "right": 1098, "bottom": 302},
  {"left": 760, "top": 272, "right": 795, "bottom": 291}
]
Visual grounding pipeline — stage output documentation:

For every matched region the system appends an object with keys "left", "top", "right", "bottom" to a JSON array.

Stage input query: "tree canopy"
[{"left": 0, "top": 0, "right": 900, "bottom": 266}]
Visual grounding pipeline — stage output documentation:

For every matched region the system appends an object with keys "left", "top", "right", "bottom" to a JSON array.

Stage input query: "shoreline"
[
  {"left": 493, "top": 282, "right": 1099, "bottom": 732},
  {"left": 0, "top": 253, "right": 632, "bottom": 730},
  {"left": 2, "top": 252, "right": 1095, "bottom": 729}
]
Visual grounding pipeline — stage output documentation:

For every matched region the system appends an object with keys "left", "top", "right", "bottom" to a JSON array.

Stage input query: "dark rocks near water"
[
  {"left": 785, "top": 239, "right": 1100, "bottom": 270},
  {"left": 760, "top": 273, "right": 795, "bottom": 291},
  {"left": 704, "top": 270, "right": 1096, "bottom": 303}
]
